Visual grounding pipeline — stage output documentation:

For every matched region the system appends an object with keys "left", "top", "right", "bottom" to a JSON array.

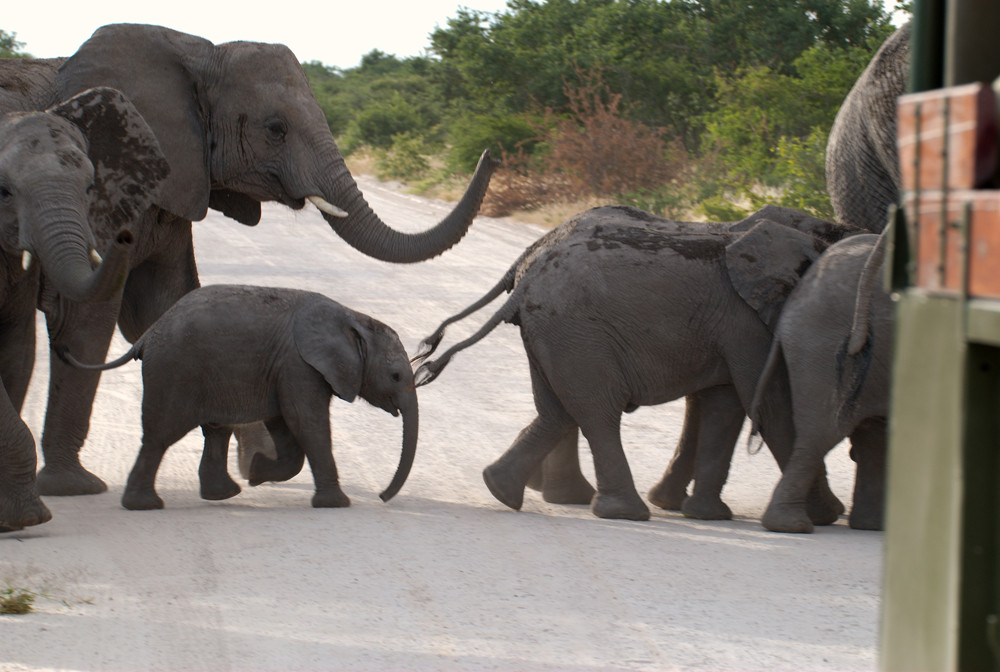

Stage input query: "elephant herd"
[{"left": 0, "top": 21, "right": 908, "bottom": 535}]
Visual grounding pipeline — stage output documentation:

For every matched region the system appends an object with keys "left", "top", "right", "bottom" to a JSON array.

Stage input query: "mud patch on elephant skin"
[{"left": 586, "top": 225, "right": 727, "bottom": 260}]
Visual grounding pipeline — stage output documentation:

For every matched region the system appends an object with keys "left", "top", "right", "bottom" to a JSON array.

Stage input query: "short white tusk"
[
  {"left": 21, "top": 250, "right": 33, "bottom": 271},
  {"left": 90, "top": 249, "right": 103, "bottom": 265},
  {"left": 307, "top": 195, "right": 348, "bottom": 218}
]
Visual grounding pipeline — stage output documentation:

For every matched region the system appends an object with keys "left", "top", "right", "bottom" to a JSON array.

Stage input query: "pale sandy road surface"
[{"left": 1, "top": 177, "right": 883, "bottom": 671}]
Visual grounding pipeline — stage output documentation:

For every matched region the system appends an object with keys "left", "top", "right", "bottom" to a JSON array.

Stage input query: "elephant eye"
[
  {"left": 0, "top": 182, "right": 11, "bottom": 204},
  {"left": 391, "top": 372, "right": 401, "bottom": 382},
  {"left": 264, "top": 118, "right": 287, "bottom": 141}
]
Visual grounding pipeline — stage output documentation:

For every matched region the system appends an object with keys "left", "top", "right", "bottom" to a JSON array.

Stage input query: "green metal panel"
[{"left": 882, "top": 291, "right": 966, "bottom": 671}]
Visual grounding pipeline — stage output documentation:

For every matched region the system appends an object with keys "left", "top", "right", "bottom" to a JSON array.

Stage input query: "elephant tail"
[
  {"left": 746, "top": 337, "right": 785, "bottom": 454},
  {"left": 413, "top": 296, "right": 519, "bottom": 386},
  {"left": 846, "top": 227, "right": 890, "bottom": 355},
  {"left": 52, "top": 342, "right": 141, "bottom": 371},
  {"left": 412, "top": 268, "right": 518, "bottom": 365}
]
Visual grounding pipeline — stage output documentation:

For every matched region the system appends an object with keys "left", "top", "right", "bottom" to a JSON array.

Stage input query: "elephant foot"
[
  {"left": 247, "top": 453, "right": 303, "bottom": 486},
  {"left": 681, "top": 494, "right": 732, "bottom": 521},
  {"left": 483, "top": 464, "right": 525, "bottom": 511},
  {"left": 849, "top": 505, "right": 884, "bottom": 531},
  {"left": 806, "top": 483, "right": 845, "bottom": 526},
  {"left": 541, "top": 476, "right": 596, "bottom": 505},
  {"left": 0, "top": 496, "right": 53, "bottom": 531},
  {"left": 200, "top": 477, "right": 242, "bottom": 501},
  {"left": 591, "top": 491, "right": 650, "bottom": 521},
  {"left": 36, "top": 464, "right": 108, "bottom": 496},
  {"left": 312, "top": 487, "right": 351, "bottom": 508},
  {"left": 761, "top": 501, "right": 814, "bottom": 534},
  {"left": 121, "top": 488, "right": 164, "bottom": 511},
  {"left": 647, "top": 478, "right": 688, "bottom": 511}
]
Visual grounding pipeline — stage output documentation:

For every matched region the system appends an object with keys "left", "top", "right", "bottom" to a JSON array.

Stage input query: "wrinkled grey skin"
[
  {"left": 12, "top": 23, "right": 494, "bottom": 497},
  {"left": 0, "top": 87, "right": 168, "bottom": 531},
  {"left": 750, "top": 232, "right": 892, "bottom": 533},
  {"left": 418, "top": 204, "right": 857, "bottom": 521},
  {"left": 826, "top": 23, "right": 910, "bottom": 232},
  {"left": 415, "top": 207, "right": 851, "bottom": 522},
  {"left": 57, "top": 285, "right": 418, "bottom": 511}
]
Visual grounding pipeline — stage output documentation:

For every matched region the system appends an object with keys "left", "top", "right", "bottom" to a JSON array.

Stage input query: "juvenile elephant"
[
  {"left": 11, "top": 23, "right": 495, "bottom": 497},
  {"left": 56, "top": 285, "right": 418, "bottom": 511},
  {"left": 419, "top": 204, "right": 856, "bottom": 521},
  {"left": 415, "top": 207, "right": 848, "bottom": 522},
  {"left": 0, "top": 88, "right": 168, "bottom": 530},
  {"left": 826, "top": 22, "right": 909, "bottom": 232},
  {"left": 750, "top": 232, "right": 893, "bottom": 533}
]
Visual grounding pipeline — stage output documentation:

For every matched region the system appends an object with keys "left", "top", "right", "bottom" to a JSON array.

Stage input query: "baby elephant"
[{"left": 56, "top": 285, "right": 418, "bottom": 511}]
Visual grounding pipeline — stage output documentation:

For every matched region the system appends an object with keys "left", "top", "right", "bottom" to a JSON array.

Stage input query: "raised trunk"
[
  {"left": 36, "top": 228, "right": 133, "bottom": 304},
  {"left": 322, "top": 150, "right": 498, "bottom": 264},
  {"left": 379, "top": 393, "right": 418, "bottom": 502}
]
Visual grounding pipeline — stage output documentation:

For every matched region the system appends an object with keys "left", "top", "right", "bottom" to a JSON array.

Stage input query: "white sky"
[{"left": 5, "top": 0, "right": 511, "bottom": 69}]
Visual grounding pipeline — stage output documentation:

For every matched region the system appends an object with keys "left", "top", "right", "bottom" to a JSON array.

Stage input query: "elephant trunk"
[
  {"left": 379, "top": 390, "right": 418, "bottom": 502},
  {"left": 315, "top": 150, "right": 499, "bottom": 264},
  {"left": 33, "top": 226, "right": 134, "bottom": 304}
]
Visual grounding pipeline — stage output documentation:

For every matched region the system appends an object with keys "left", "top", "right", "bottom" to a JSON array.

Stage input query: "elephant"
[
  {"left": 417, "top": 204, "right": 857, "bottom": 521},
  {"left": 54, "top": 284, "right": 418, "bottom": 511},
  {"left": 414, "top": 206, "right": 853, "bottom": 522},
  {"left": 0, "top": 87, "right": 169, "bottom": 530},
  {"left": 750, "top": 231, "right": 893, "bottom": 533},
  {"left": 826, "top": 22, "right": 910, "bottom": 232},
  {"left": 10, "top": 23, "right": 496, "bottom": 497}
]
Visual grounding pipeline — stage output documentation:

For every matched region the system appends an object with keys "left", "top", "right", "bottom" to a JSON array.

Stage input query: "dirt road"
[{"left": 2, "top": 178, "right": 883, "bottom": 671}]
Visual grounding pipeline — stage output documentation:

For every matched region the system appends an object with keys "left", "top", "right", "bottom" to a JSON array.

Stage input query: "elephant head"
[
  {"left": 293, "top": 298, "right": 418, "bottom": 502},
  {"left": 57, "top": 23, "right": 497, "bottom": 263},
  {"left": 0, "top": 87, "right": 169, "bottom": 303}
]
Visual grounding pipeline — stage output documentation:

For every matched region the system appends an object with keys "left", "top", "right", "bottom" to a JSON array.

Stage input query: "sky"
[{"left": 5, "top": 0, "right": 512, "bottom": 69}]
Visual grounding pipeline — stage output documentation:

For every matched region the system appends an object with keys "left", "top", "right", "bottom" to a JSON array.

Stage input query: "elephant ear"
[
  {"left": 57, "top": 24, "right": 214, "bottom": 222},
  {"left": 725, "top": 219, "right": 827, "bottom": 332},
  {"left": 50, "top": 87, "right": 171, "bottom": 239},
  {"left": 293, "top": 297, "right": 364, "bottom": 403}
]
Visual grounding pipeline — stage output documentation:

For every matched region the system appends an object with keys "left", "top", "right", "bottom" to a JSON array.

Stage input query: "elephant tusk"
[
  {"left": 21, "top": 250, "right": 33, "bottom": 271},
  {"left": 90, "top": 249, "right": 103, "bottom": 265},
  {"left": 307, "top": 195, "right": 348, "bottom": 218}
]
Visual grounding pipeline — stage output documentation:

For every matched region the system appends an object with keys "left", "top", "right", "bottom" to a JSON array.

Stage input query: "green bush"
[
  {"left": 446, "top": 112, "right": 542, "bottom": 173},
  {"left": 375, "top": 133, "right": 431, "bottom": 181}
]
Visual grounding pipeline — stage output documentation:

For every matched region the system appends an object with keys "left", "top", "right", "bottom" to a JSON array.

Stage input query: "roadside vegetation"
[
  {"left": 307, "top": 0, "right": 905, "bottom": 224},
  {"left": 4, "top": 2, "right": 909, "bottom": 224}
]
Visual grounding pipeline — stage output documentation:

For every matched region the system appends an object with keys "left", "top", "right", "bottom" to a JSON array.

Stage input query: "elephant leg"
[
  {"left": 747, "top": 371, "right": 845, "bottom": 525},
  {"left": 121, "top": 439, "right": 171, "bottom": 511},
  {"left": 578, "top": 413, "right": 650, "bottom": 521},
  {"left": 0, "top": 279, "right": 38, "bottom": 414},
  {"left": 483, "top": 363, "right": 577, "bottom": 511},
  {"left": 247, "top": 417, "right": 306, "bottom": 486},
  {"left": 648, "top": 394, "right": 701, "bottom": 511},
  {"left": 761, "top": 427, "right": 842, "bottom": 533},
  {"left": 847, "top": 417, "right": 887, "bottom": 530},
  {"left": 538, "top": 427, "right": 596, "bottom": 505},
  {"left": 235, "top": 421, "right": 279, "bottom": 480},
  {"left": 37, "top": 296, "right": 122, "bottom": 496},
  {"left": 199, "top": 425, "right": 241, "bottom": 501},
  {"left": 0, "top": 378, "right": 51, "bottom": 531},
  {"left": 680, "top": 386, "right": 746, "bottom": 520},
  {"left": 283, "top": 401, "right": 349, "bottom": 509}
]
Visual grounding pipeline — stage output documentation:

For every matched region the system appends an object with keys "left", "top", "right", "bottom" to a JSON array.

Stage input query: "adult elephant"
[
  {"left": 750, "top": 231, "right": 893, "bottom": 533},
  {"left": 0, "top": 87, "right": 169, "bottom": 529},
  {"left": 34, "top": 23, "right": 496, "bottom": 496},
  {"left": 825, "top": 22, "right": 910, "bottom": 232},
  {"left": 415, "top": 206, "right": 856, "bottom": 522}
]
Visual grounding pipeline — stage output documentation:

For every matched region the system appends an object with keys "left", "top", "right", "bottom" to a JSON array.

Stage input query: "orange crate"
[
  {"left": 903, "top": 190, "right": 1000, "bottom": 299},
  {"left": 897, "top": 83, "right": 998, "bottom": 192}
]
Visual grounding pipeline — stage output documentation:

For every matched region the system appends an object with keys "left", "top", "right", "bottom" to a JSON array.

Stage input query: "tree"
[{"left": 0, "top": 29, "right": 28, "bottom": 58}]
